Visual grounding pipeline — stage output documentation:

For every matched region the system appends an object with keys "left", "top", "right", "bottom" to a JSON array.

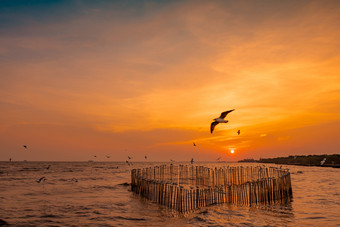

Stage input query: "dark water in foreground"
[{"left": 0, "top": 162, "right": 339, "bottom": 226}]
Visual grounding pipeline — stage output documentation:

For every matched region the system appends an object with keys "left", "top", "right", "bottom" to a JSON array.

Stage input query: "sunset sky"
[{"left": 1, "top": 0, "right": 339, "bottom": 161}]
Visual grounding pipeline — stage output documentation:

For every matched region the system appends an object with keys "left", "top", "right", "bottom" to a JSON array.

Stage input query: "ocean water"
[{"left": 0, "top": 161, "right": 339, "bottom": 226}]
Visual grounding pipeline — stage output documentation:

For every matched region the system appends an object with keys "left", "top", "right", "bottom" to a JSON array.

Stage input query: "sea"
[{"left": 0, "top": 161, "right": 339, "bottom": 226}]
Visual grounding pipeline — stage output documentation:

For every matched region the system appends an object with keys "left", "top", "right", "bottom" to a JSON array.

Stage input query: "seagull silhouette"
[
  {"left": 36, "top": 177, "right": 46, "bottom": 183},
  {"left": 237, "top": 130, "right": 240, "bottom": 135},
  {"left": 216, "top": 157, "right": 222, "bottom": 161},
  {"left": 128, "top": 156, "right": 132, "bottom": 159},
  {"left": 145, "top": 155, "right": 147, "bottom": 159},
  {"left": 190, "top": 158, "right": 194, "bottom": 164},
  {"left": 46, "top": 165, "right": 51, "bottom": 170},
  {"left": 210, "top": 109, "right": 235, "bottom": 133},
  {"left": 9, "top": 158, "right": 12, "bottom": 162},
  {"left": 23, "top": 145, "right": 28, "bottom": 149},
  {"left": 193, "top": 142, "right": 196, "bottom": 146}
]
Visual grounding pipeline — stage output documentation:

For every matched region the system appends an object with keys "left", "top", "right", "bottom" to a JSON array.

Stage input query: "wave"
[{"left": 114, "top": 215, "right": 148, "bottom": 221}]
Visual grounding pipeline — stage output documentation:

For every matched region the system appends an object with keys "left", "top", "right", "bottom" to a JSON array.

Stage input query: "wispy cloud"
[{"left": 0, "top": 0, "right": 339, "bottom": 160}]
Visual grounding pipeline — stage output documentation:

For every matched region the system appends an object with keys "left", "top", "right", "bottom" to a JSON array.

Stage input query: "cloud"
[{"left": 0, "top": 0, "right": 340, "bottom": 160}]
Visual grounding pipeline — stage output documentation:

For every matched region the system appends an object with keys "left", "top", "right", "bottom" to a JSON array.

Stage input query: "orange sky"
[{"left": 0, "top": 0, "right": 339, "bottom": 161}]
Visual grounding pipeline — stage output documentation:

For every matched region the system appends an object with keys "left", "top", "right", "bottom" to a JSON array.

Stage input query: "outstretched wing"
[
  {"left": 210, "top": 121, "right": 219, "bottom": 133},
  {"left": 219, "top": 109, "right": 235, "bottom": 119},
  {"left": 37, "top": 176, "right": 45, "bottom": 183}
]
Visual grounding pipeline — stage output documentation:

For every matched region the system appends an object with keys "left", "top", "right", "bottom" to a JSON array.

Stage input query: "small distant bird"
[
  {"left": 170, "top": 159, "right": 175, "bottom": 162},
  {"left": 106, "top": 155, "right": 110, "bottom": 158},
  {"left": 145, "top": 155, "right": 147, "bottom": 159},
  {"left": 193, "top": 142, "right": 196, "bottom": 146},
  {"left": 36, "top": 177, "right": 46, "bottom": 183},
  {"left": 128, "top": 156, "right": 132, "bottom": 159},
  {"left": 9, "top": 158, "right": 12, "bottom": 162},
  {"left": 237, "top": 130, "right": 240, "bottom": 135},
  {"left": 211, "top": 109, "right": 235, "bottom": 133},
  {"left": 72, "top": 178, "right": 78, "bottom": 183},
  {"left": 216, "top": 157, "right": 222, "bottom": 161},
  {"left": 94, "top": 155, "right": 97, "bottom": 158},
  {"left": 23, "top": 145, "right": 28, "bottom": 149},
  {"left": 46, "top": 165, "right": 51, "bottom": 170},
  {"left": 190, "top": 158, "right": 194, "bottom": 164},
  {"left": 320, "top": 158, "right": 326, "bottom": 165}
]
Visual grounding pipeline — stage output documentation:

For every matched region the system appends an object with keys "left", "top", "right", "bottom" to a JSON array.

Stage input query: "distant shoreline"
[
  {"left": 270, "top": 162, "right": 339, "bottom": 168},
  {"left": 239, "top": 154, "right": 340, "bottom": 168}
]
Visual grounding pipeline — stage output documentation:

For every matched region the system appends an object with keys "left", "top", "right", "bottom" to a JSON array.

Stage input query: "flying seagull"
[
  {"left": 320, "top": 158, "right": 326, "bottom": 165},
  {"left": 237, "top": 130, "right": 240, "bottom": 135},
  {"left": 210, "top": 109, "right": 235, "bottom": 133},
  {"left": 36, "top": 177, "right": 46, "bottom": 183},
  {"left": 128, "top": 156, "right": 132, "bottom": 159},
  {"left": 23, "top": 145, "right": 28, "bottom": 149}
]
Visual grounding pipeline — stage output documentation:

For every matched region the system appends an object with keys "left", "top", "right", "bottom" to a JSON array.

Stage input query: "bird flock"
[
  {"left": 8, "top": 108, "right": 242, "bottom": 185},
  {"left": 10, "top": 107, "right": 241, "bottom": 168}
]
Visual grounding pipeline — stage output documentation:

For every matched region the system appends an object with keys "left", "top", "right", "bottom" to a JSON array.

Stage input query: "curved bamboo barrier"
[{"left": 131, "top": 165, "right": 293, "bottom": 213}]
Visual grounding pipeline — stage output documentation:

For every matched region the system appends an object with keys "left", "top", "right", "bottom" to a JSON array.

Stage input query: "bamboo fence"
[{"left": 131, "top": 165, "right": 293, "bottom": 213}]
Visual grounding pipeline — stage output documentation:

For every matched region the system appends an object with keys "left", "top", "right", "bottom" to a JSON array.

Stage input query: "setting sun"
[
  {"left": 0, "top": 1, "right": 339, "bottom": 226},
  {"left": 0, "top": 0, "right": 339, "bottom": 163}
]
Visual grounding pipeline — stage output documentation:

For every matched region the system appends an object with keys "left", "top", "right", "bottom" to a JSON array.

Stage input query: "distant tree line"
[{"left": 239, "top": 154, "right": 340, "bottom": 167}]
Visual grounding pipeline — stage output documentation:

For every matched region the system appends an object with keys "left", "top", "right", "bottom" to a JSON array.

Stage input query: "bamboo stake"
[{"left": 131, "top": 165, "right": 292, "bottom": 213}]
